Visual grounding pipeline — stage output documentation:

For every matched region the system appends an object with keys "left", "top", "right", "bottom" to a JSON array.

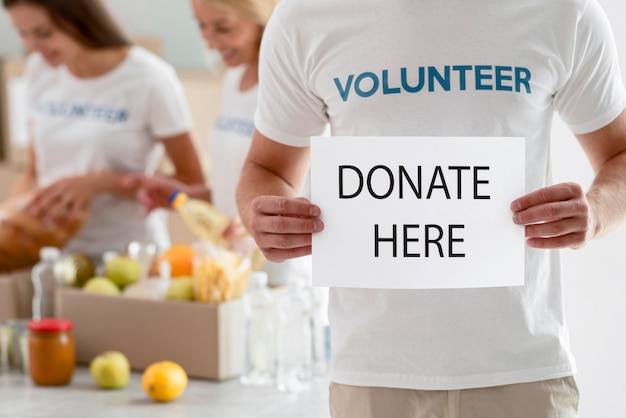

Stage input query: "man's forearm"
[
  {"left": 236, "top": 161, "right": 300, "bottom": 229},
  {"left": 587, "top": 149, "right": 626, "bottom": 239}
]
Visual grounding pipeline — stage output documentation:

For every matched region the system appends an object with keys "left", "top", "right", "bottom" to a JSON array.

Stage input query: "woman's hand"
[
  {"left": 123, "top": 175, "right": 183, "bottom": 212},
  {"left": 222, "top": 216, "right": 250, "bottom": 243},
  {"left": 511, "top": 182, "right": 594, "bottom": 249},
  {"left": 122, "top": 175, "right": 211, "bottom": 213},
  {"left": 221, "top": 216, "right": 257, "bottom": 255},
  {"left": 27, "top": 174, "right": 99, "bottom": 226}
]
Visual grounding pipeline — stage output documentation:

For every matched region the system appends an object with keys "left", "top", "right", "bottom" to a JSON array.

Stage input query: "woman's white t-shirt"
[{"left": 24, "top": 46, "right": 193, "bottom": 259}]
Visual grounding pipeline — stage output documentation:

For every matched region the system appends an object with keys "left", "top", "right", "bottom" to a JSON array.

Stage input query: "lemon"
[{"left": 142, "top": 361, "right": 188, "bottom": 402}]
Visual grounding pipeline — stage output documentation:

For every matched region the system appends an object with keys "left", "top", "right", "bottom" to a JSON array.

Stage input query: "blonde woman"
[{"left": 130, "top": 0, "right": 311, "bottom": 286}]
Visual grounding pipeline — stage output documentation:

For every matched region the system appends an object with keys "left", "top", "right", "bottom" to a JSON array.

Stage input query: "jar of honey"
[{"left": 27, "top": 318, "right": 75, "bottom": 386}]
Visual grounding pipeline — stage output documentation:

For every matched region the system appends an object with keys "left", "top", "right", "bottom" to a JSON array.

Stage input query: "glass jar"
[
  {"left": 1, "top": 319, "right": 30, "bottom": 373},
  {"left": 27, "top": 318, "right": 75, "bottom": 386}
]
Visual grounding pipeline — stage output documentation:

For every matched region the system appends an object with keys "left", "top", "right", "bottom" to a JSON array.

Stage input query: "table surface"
[{"left": 0, "top": 366, "right": 331, "bottom": 418}]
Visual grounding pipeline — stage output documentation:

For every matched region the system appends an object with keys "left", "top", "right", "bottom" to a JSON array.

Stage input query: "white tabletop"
[{"left": 0, "top": 366, "right": 331, "bottom": 418}]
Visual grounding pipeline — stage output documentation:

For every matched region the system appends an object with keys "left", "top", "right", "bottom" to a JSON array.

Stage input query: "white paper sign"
[{"left": 310, "top": 136, "right": 525, "bottom": 289}]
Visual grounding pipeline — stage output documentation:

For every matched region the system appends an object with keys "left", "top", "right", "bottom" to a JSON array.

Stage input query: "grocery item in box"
[
  {"left": 169, "top": 191, "right": 229, "bottom": 244},
  {"left": 193, "top": 242, "right": 251, "bottom": 303}
]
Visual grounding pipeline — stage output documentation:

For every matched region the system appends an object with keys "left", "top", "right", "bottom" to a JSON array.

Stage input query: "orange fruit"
[
  {"left": 158, "top": 244, "right": 194, "bottom": 277},
  {"left": 142, "top": 361, "right": 188, "bottom": 402}
]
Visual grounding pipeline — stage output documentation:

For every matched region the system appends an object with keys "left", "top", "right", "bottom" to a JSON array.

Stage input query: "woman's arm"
[
  {"left": 161, "top": 131, "right": 205, "bottom": 186},
  {"left": 28, "top": 131, "right": 205, "bottom": 223},
  {"left": 67, "top": 131, "right": 205, "bottom": 200},
  {"left": 127, "top": 131, "right": 209, "bottom": 212}
]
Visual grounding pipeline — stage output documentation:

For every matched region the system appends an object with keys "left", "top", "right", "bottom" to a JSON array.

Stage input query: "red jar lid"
[{"left": 27, "top": 318, "right": 74, "bottom": 332}]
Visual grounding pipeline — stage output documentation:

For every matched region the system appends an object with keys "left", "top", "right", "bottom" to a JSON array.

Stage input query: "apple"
[
  {"left": 165, "top": 277, "right": 194, "bottom": 301},
  {"left": 83, "top": 277, "right": 120, "bottom": 295},
  {"left": 105, "top": 256, "right": 141, "bottom": 288},
  {"left": 90, "top": 351, "right": 131, "bottom": 389},
  {"left": 123, "top": 279, "right": 169, "bottom": 300}
]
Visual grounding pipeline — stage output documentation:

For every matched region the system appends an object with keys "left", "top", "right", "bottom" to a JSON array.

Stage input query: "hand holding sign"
[
  {"left": 511, "top": 182, "right": 594, "bottom": 249},
  {"left": 248, "top": 195, "right": 324, "bottom": 262}
]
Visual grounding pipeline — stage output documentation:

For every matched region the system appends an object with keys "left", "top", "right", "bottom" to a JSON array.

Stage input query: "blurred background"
[
  {"left": 0, "top": 0, "right": 215, "bottom": 69},
  {"left": 0, "top": 1, "right": 625, "bottom": 416}
]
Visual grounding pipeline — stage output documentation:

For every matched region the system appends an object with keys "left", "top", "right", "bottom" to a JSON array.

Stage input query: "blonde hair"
[{"left": 207, "top": 0, "right": 279, "bottom": 27}]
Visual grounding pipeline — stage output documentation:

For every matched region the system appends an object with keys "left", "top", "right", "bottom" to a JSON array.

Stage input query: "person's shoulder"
[
  {"left": 272, "top": 0, "right": 333, "bottom": 20},
  {"left": 551, "top": 0, "right": 595, "bottom": 14},
  {"left": 552, "top": 0, "right": 612, "bottom": 29},
  {"left": 125, "top": 46, "right": 178, "bottom": 79}
]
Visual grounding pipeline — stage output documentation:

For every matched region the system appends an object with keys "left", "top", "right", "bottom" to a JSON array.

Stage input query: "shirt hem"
[
  {"left": 566, "top": 100, "right": 626, "bottom": 134},
  {"left": 330, "top": 365, "right": 577, "bottom": 391},
  {"left": 254, "top": 115, "right": 311, "bottom": 148}
]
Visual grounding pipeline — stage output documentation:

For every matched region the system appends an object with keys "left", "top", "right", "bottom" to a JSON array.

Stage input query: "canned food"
[{"left": 53, "top": 253, "right": 95, "bottom": 287}]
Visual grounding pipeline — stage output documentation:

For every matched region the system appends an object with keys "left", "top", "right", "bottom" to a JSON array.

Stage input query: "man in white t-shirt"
[{"left": 237, "top": 0, "right": 626, "bottom": 416}]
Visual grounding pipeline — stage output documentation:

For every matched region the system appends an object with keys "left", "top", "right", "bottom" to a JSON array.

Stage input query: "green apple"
[
  {"left": 105, "top": 256, "right": 141, "bottom": 288},
  {"left": 165, "top": 277, "right": 195, "bottom": 301},
  {"left": 83, "top": 277, "right": 120, "bottom": 295},
  {"left": 90, "top": 351, "right": 131, "bottom": 389}
]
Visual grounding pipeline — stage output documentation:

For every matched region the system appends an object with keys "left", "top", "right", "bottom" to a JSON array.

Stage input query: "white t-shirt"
[
  {"left": 209, "top": 66, "right": 312, "bottom": 286},
  {"left": 256, "top": 0, "right": 626, "bottom": 389},
  {"left": 23, "top": 46, "right": 193, "bottom": 259}
]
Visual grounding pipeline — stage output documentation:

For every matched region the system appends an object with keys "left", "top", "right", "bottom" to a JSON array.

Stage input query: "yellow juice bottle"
[{"left": 168, "top": 191, "right": 229, "bottom": 243}]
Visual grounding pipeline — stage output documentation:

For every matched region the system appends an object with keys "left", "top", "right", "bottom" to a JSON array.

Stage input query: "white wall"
[
  {"left": 552, "top": 0, "right": 626, "bottom": 416},
  {"left": 0, "top": 5, "right": 23, "bottom": 58},
  {"left": 0, "top": 1, "right": 210, "bottom": 69}
]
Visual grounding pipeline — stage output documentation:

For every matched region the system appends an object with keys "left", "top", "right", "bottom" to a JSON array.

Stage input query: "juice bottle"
[{"left": 168, "top": 191, "right": 229, "bottom": 243}]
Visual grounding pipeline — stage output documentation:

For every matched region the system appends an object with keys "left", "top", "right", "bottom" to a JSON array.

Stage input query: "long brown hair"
[{"left": 2, "top": 0, "right": 131, "bottom": 49}]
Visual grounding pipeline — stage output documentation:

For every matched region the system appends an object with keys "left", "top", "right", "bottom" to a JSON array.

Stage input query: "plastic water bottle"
[
  {"left": 240, "top": 271, "right": 277, "bottom": 386},
  {"left": 308, "top": 286, "right": 329, "bottom": 377},
  {"left": 276, "top": 278, "right": 312, "bottom": 393},
  {"left": 31, "top": 247, "right": 62, "bottom": 320}
]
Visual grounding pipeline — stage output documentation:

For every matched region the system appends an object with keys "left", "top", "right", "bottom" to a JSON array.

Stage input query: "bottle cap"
[
  {"left": 39, "top": 246, "right": 61, "bottom": 261},
  {"left": 249, "top": 271, "right": 269, "bottom": 287},
  {"left": 27, "top": 318, "right": 73, "bottom": 333},
  {"left": 168, "top": 190, "right": 188, "bottom": 208}
]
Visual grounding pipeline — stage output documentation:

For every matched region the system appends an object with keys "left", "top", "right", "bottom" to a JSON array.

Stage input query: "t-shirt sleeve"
[
  {"left": 254, "top": 5, "right": 328, "bottom": 147},
  {"left": 146, "top": 66, "right": 194, "bottom": 139},
  {"left": 554, "top": 0, "right": 626, "bottom": 134}
]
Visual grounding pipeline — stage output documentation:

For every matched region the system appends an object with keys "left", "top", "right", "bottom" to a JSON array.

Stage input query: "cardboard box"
[
  {"left": 0, "top": 269, "right": 33, "bottom": 321},
  {"left": 54, "top": 288, "right": 244, "bottom": 380}
]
